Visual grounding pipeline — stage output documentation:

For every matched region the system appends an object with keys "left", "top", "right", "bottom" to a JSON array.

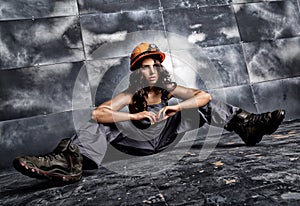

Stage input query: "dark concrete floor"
[{"left": 1, "top": 120, "right": 299, "bottom": 206}]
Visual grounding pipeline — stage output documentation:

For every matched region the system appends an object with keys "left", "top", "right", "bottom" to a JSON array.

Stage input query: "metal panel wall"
[{"left": 0, "top": 0, "right": 299, "bottom": 168}]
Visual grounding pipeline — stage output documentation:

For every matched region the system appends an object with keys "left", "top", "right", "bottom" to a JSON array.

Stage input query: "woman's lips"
[{"left": 149, "top": 76, "right": 156, "bottom": 81}]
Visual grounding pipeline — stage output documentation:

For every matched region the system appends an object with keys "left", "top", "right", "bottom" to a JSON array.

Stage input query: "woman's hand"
[
  {"left": 131, "top": 104, "right": 181, "bottom": 125},
  {"left": 131, "top": 111, "right": 158, "bottom": 124},
  {"left": 157, "top": 105, "right": 181, "bottom": 121}
]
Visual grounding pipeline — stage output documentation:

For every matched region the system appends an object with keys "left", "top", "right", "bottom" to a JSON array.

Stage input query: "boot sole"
[{"left": 13, "top": 159, "right": 82, "bottom": 182}]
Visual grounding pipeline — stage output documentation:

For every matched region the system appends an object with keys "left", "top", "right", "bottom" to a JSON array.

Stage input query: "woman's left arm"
[{"left": 157, "top": 85, "right": 211, "bottom": 121}]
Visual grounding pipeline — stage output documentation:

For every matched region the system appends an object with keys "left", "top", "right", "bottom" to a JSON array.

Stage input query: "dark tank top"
[{"left": 110, "top": 91, "right": 182, "bottom": 156}]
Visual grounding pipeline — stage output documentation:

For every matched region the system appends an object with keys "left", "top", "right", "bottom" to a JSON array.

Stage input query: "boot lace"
[
  {"left": 37, "top": 152, "right": 63, "bottom": 161},
  {"left": 246, "top": 112, "right": 271, "bottom": 126}
]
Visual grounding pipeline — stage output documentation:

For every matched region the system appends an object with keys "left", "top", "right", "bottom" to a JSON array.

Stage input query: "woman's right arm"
[{"left": 91, "top": 92, "right": 157, "bottom": 124}]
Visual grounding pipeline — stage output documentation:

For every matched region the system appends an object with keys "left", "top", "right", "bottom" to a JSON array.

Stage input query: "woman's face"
[{"left": 140, "top": 57, "right": 160, "bottom": 86}]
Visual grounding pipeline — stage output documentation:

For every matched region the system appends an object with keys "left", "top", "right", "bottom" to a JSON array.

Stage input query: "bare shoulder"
[
  {"left": 171, "top": 85, "right": 197, "bottom": 94},
  {"left": 114, "top": 91, "right": 133, "bottom": 100},
  {"left": 98, "top": 91, "right": 133, "bottom": 111},
  {"left": 171, "top": 85, "right": 202, "bottom": 100},
  {"left": 111, "top": 91, "right": 133, "bottom": 105},
  {"left": 172, "top": 85, "right": 189, "bottom": 91}
]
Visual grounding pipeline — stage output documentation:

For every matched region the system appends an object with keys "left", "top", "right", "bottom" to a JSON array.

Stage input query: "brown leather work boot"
[
  {"left": 226, "top": 109, "right": 286, "bottom": 146},
  {"left": 13, "top": 138, "right": 83, "bottom": 182}
]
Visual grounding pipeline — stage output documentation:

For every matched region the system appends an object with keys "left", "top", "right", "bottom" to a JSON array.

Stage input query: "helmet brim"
[{"left": 130, "top": 52, "right": 165, "bottom": 71}]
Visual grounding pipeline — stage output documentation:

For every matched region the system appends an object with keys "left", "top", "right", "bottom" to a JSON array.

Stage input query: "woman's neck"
[
  {"left": 146, "top": 88, "right": 161, "bottom": 104},
  {"left": 148, "top": 86, "right": 156, "bottom": 92}
]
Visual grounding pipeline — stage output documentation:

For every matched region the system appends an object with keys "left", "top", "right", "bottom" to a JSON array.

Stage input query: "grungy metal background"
[{"left": 0, "top": 0, "right": 299, "bottom": 168}]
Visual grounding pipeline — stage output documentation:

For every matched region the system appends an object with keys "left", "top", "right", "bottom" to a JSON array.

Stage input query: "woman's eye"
[
  {"left": 140, "top": 65, "right": 161, "bottom": 70},
  {"left": 141, "top": 66, "right": 150, "bottom": 70}
]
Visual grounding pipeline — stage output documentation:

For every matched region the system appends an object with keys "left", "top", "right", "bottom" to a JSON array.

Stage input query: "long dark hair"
[{"left": 126, "top": 60, "right": 177, "bottom": 113}]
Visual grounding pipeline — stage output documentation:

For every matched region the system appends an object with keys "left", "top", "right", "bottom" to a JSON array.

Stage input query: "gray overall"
[{"left": 72, "top": 98, "right": 240, "bottom": 168}]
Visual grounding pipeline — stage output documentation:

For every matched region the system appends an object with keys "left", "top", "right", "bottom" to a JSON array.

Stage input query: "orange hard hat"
[{"left": 130, "top": 42, "right": 165, "bottom": 71}]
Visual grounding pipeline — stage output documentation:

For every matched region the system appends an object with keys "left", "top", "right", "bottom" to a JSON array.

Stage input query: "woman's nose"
[{"left": 149, "top": 66, "right": 155, "bottom": 74}]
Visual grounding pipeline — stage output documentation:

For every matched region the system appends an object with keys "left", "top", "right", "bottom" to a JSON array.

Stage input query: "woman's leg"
[
  {"left": 71, "top": 119, "right": 109, "bottom": 169},
  {"left": 175, "top": 99, "right": 240, "bottom": 134},
  {"left": 176, "top": 99, "right": 285, "bottom": 146}
]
